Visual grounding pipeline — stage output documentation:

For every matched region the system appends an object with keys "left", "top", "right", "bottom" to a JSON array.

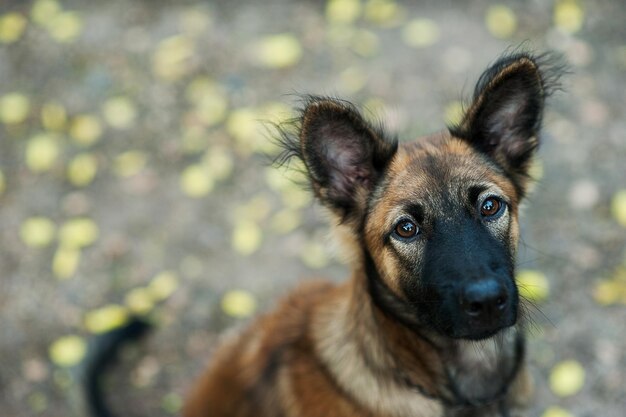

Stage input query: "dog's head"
[{"left": 280, "top": 53, "right": 562, "bottom": 340}]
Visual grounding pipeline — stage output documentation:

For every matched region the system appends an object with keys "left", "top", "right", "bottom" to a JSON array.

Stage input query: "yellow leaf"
[
  {"left": 194, "top": 90, "right": 228, "bottom": 127},
  {"left": 84, "top": 304, "right": 129, "bottom": 333},
  {"left": 402, "top": 18, "right": 440, "bottom": 48},
  {"left": 326, "top": 0, "right": 361, "bottom": 24},
  {"left": 20, "top": 217, "right": 56, "bottom": 248},
  {"left": 350, "top": 29, "right": 379, "bottom": 57},
  {"left": 253, "top": 33, "right": 302, "bottom": 69},
  {"left": 125, "top": 287, "right": 155, "bottom": 314},
  {"left": 226, "top": 108, "right": 263, "bottom": 153},
  {"left": 339, "top": 66, "right": 367, "bottom": 94},
  {"left": 58, "top": 218, "right": 99, "bottom": 249},
  {"left": 178, "top": 7, "right": 212, "bottom": 36},
  {"left": 67, "top": 153, "right": 98, "bottom": 187},
  {"left": 485, "top": 5, "right": 517, "bottom": 39},
  {"left": 528, "top": 158, "right": 544, "bottom": 180},
  {"left": 554, "top": 0, "right": 584, "bottom": 34},
  {"left": 542, "top": 406, "right": 575, "bottom": 417},
  {"left": 180, "top": 164, "right": 214, "bottom": 197},
  {"left": 203, "top": 146, "right": 234, "bottom": 181},
  {"left": 234, "top": 195, "right": 272, "bottom": 222},
  {"left": 300, "top": 241, "right": 330, "bottom": 269},
  {"left": 47, "top": 11, "right": 82, "bottom": 43},
  {"left": 549, "top": 360, "right": 585, "bottom": 397},
  {"left": 153, "top": 35, "right": 195, "bottom": 81},
  {"left": 270, "top": 209, "right": 302, "bottom": 234},
  {"left": 232, "top": 220, "right": 262, "bottom": 256},
  {"left": 364, "top": 0, "right": 402, "bottom": 27},
  {"left": 444, "top": 101, "right": 464, "bottom": 126},
  {"left": 0, "top": 92, "right": 30, "bottom": 124},
  {"left": 41, "top": 102, "right": 67, "bottom": 131},
  {"left": 114, "top": 151, "right": 147, "bottom": 177},
  {"left": 148, "top": 271, "right": 179, "bottom": 301},
  {"left": 593, "top": 279, "right": 622, "bottom": 306},
  {"left": 0, "top": 12, "right": 28, "bottom": 44},
  {"left": 102, "top": 96, "right": 137, "bottom": 129},
  {"left": 611, "top": 189, "right": 626, "bottom": 227},
  {"left": 49, "top": 335, "right": 86, "bottom": 367},
  {"left": 69, "top": 115, "right": 102, "bottom": 145},
  {"left": 516, "top": 269, "right": 550, "bottom": 302},
  {"left": 31, "top": 0, "right": 61, "bottom": 27},
  {"left": 0, "top": 170, "right": 5, "bottom": 196},
  {"left": 25, "top": 133, "right": 59, "bottom": 173},
  {"left": 52, "top": 245, "right": 80, "bottom": 279},
  {"left": 221, "top": 290, "right": 257, "bottom": 318}
]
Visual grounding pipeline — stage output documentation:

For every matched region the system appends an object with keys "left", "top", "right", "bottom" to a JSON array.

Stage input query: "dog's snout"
[{"left": 460, "top": 279, "right": 508, "bottom": 319}]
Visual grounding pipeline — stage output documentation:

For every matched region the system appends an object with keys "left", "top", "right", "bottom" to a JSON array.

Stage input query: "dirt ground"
[{"left": 0, "top": 1, "right": 625, "bottom": 416}]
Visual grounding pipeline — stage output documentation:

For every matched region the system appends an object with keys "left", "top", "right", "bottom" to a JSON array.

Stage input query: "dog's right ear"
[{"left": 295, "top": 98, "right": 397, "bottom": 218}]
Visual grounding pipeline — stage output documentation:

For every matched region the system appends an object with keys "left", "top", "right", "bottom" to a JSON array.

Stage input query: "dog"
[{"left": 83, "top": 52, "right": 563, "bottom": 417}]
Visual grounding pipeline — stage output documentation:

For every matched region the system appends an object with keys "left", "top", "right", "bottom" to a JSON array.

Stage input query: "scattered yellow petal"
[
  {"left": 114, "top": 151, "right": 147, "bottom": 177},
  {"left": 58, "top": 218, "right": 99, "bottom": 249},
  {"left": 542, "top": 406, "right": 575, "bottom": 417},
  {"left": 516, "top": 269, "right": 550, "bottom": 302},
  {"left": 67, "top": 153, "right": 98, "bottom": 187},
  {"left": 125, "top": 287, "right": 155, "bottom": 314},
  {"left": 326, "top": 0, "right": 361, "bottom": 24},
  {"left": 69, "top": 115, "right": 102, "bottom": 145},
  {"left": 52, "top": 245, "right": 80, "bottom": 279},
  {"left": 221, "top": 290, "right": 257, "bottom": 318},
  {"left": 153, "top": 35, "right": 195, "bottom": 81},
  {"left": 102, "top": 96, "right": 137, "bottom": 129},
  {"left": 194, "top": 89, "right": 228, "bottom": 127},
  {"left": 485, "top": 5, "right": 517, "bottom": 39},
  {"left": 20, "top": 217, "right": 56, "bottom": 248},
  {"left": 549, "top": 360, "right": 585, "bottom": 397},
  {"left": 611, "top": 190, "right": 626, "bottom": 227},
  {"left": 0, "top": 170, "right": 5, "bottom": 196},
  {"left": 234, "top": 195, "right": 272, "bottom": 222},
  {"left": 232, "top": 220, "right": 263, "bottom": 255},
  {"left": 364, "top": 0, "right": 402, "bottom": 27},
  {"left": 444, "top": 101, "right": 464, "bottom": 126},
  {"left": 300, "top": 241, "right": 330, "bottom": 269},
  {"left": 593, "top": 279, "right": 622, "bottom": 306},
  {"left": 339, "top": 66, "right": 367, "bottom": 94},
  {"left": 554, "top": 0, "right": 584, "bottom": 34},
  {"left": 350, "top": 29, "right": 379, "bottom": 57},
  {"left": 49, "top": 335, "right": 86, "bottom": 367},
  {"left": 47, "top": 11, "right": 82, "bottom": 43},
  {"left": 203, "top": 146, "right": 234, "bottom": 181},
  {"left": 148, "top": 271, "right": 179, "bottom": 301},
  {"left": 84, "top": 304, "right": 129, "bottom": 334},
  {"left": 179, "top": 7, "right": 212, "bottom": 36},
  {"left": 162, "top": 392, "right": 183, "bottom": 414},
  {"left": 0, "top": 92, "right": 30, "bottom": 124},
  {"left": 26, "top": 133, "right": 59, "bottom": 173},
  {"left": 270, "top": 209, "right": 302, "bottom": 234},
  {"left": 226, "top": 108, "right": 264, "bottom": 154},
  {"left": 31, "top": 0, "right": 61, "bottom": 27},
  {"left": 403, "top": 18, "right": 440, "bottom": 48},
  {"left": 0, "top": 12, "right": 28, "bottom": 44},
  {"left": 253, "top": 33, "right": 302, "bottom": 69},
  {"left": 528, "top": 158, "right": 544, "bottom": 180},
  {"left": 41, "top": 102, "right": 67, "bottom": 131},
  {"left": 180, "top": 164, "right": 214, "bottom": 197}
]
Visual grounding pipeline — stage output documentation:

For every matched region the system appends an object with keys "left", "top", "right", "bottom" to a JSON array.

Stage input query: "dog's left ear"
[{"left": 451, "top": 53, "right": 561, "bottom": 194}]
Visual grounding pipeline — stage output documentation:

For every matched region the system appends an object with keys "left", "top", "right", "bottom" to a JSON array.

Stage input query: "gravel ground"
[{"left": 0, "top": 1, "right": 625, "bottom": 416}]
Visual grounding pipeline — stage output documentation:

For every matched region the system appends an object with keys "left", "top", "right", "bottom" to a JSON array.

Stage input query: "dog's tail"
[{"left": 82, "top": 317, "right": 152, "bottom": 417}]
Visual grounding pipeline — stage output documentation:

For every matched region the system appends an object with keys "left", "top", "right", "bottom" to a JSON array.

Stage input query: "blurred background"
[{"left": 0, "top": 0, "right": 625, "bottom": 416}]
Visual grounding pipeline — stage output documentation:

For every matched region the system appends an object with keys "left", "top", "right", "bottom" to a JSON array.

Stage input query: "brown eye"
[
  {"left": 480, "top": 197, "right": 502, "bottom": 217},
  {"left": 394, "top": 220, "right": 418, "bottom": 239}
]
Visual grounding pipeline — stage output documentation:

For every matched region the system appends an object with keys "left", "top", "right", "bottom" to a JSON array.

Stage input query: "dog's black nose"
[{"left": 460, "top": 279, "right": 508, "bottom": 319}]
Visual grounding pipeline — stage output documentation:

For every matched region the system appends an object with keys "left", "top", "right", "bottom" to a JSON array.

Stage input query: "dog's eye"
[
  {"left": 480, "top": 197, "right": 503, "bottom": 218},
  {"left": 394, "top": 220, "right": 418, "bottom": 239}
]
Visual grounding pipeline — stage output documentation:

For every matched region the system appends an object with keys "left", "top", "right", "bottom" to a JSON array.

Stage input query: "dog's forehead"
[{"left": 377, "top": 135, "right": 517, "bottom": 212}]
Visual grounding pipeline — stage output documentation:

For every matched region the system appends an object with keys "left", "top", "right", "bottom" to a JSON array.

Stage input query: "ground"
[{"left": 0, "top": 1, "right": 625, "bottom": 416}]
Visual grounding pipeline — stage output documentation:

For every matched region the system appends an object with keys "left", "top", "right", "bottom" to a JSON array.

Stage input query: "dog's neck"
[{"left": 313, "top": 270, "right": 523, "bottom": 417}]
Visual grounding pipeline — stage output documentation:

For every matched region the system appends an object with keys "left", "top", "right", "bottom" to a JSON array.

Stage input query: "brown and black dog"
[
  {"left": 84, "top": 52, "right": 563, "bottom": 417},
  {"left": 182, "top": 52, "right": 563, "bottom": 417}
]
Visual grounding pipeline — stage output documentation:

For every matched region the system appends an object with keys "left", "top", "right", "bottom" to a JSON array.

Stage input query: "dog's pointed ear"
[
  {"left": 451, "top": 53, "right": 563, "bottom": 194},
  {"left": 297, "top": 98, "right": 397, "bottom": 217}
]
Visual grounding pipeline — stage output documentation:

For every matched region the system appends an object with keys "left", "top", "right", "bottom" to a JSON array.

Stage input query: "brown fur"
[{"left": 183, "top": 52, "right": 563, "bottom": 417}]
